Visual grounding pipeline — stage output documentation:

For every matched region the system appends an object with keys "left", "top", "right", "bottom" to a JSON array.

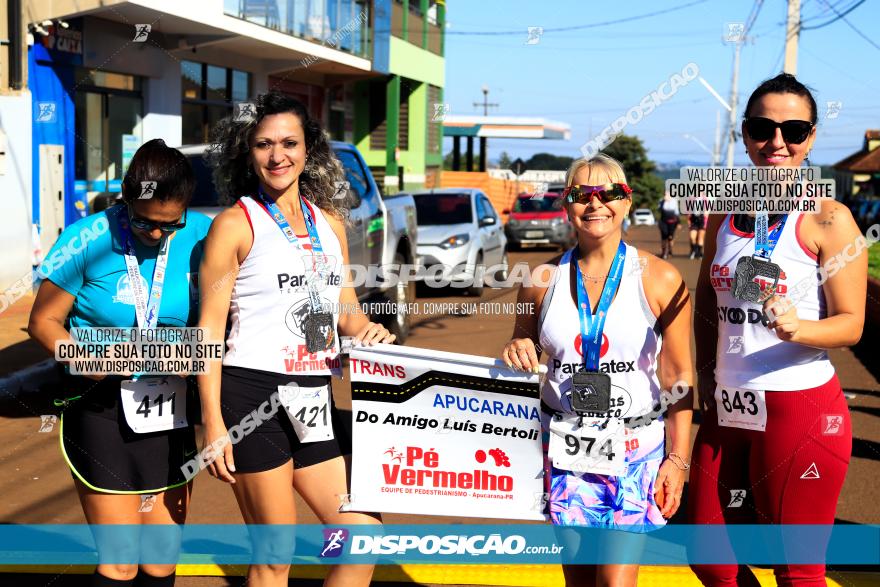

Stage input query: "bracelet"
[{"left": 667, "top": 452, "right": 691, "bottom": 470}]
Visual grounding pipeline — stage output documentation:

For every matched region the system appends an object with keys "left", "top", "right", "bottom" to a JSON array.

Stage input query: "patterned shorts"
[{"left": 545, "top": 435, "right": 666, "bottom": 533}]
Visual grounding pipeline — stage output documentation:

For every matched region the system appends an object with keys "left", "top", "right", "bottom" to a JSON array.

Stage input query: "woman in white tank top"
[
  {"left": 689, "top": 74, "right": 866, "bottom": 587},
  {"left": 196, "top": 91, "right": 393, "bottom": 587},
  {"left": 502, "top": 154, "right": 694, "bottom": 587}
]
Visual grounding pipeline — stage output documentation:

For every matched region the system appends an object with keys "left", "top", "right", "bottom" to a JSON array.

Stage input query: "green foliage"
[
  {"left": 602, "top": 134, "right": 664, "bottom": 211},
  {"left": 497, "top": 151, "right": 512, "bottom": 170},
  {"left": 525, "top": 152, "right": 574, "bottom": 171},
  {"left": 869, "top": 242, "right": 880, "bottom": 280}
]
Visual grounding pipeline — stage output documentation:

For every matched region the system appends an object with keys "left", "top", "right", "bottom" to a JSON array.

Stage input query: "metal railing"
[{"left": 225, "top": 0, "right": 370, "bottom": 58}]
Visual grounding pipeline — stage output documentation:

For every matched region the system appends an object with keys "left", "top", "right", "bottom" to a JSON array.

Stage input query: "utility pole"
[
  {"left": 725, "top": 40, "right": 741, "bottom": 168},
  {"left": 473, "top": 85, "right": 498, "bottom": 171},
  {"left": 783, "top": 0, "right": 800, "bottom": 74},
  {"left": 473, "top": 85, "right": 499, "bottom": 116},
  {"left": 713, "top": 110, "right": 722, "bottom": 166}
]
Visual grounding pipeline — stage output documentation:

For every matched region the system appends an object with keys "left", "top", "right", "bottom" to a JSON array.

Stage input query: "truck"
[{"left": 179, "top": 141, "right": 420, "bottom": 342}]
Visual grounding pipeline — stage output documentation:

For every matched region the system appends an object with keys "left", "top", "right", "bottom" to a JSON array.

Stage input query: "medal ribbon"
[
  {"left": 754, "top": 212, "right": 787, "bottom": 260},
  {"left": 256, "top": 192, "right": 327, "bottom": 313},
  {"left": 117, "top": 206, "right": 170, "bottom": 330},
  {"left": 566, "top": 241, "right": 627, "bottom": 372}
]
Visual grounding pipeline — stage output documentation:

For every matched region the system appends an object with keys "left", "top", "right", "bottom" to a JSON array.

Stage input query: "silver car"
[{"left": 412, "top": 189, "right": 508, "bottom": 297}]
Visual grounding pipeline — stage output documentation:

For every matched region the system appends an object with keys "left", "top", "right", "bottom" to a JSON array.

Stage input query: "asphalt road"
[{"left": 1, "top": 225, "right": 877, "bottom": 586}]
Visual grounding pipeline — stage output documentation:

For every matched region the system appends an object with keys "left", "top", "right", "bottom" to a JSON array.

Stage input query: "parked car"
[
  {"left": 633, "top": 208, "right": 656, "bottom": 226},
  {"left": 179, "top": 142, "right": 420, "bottom": 342},
  {"left": 503, "top": 192, "right": 575, "bottom": 251},
  {"left": 410, "top": 188, "right": 508, "bottom": 297}
]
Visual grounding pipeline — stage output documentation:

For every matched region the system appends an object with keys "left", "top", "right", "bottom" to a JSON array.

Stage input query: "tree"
[
  {"left": 601, "top": 134, "right": 664, "bottom": 210},
  {"left": 525, "top": 152, "right": 574, "bottom": 171},
  {"left": 497, "top": 151, "right": 512, "bottom": 170}
]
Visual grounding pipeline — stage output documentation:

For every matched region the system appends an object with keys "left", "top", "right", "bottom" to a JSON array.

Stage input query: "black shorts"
[
  {"left": 220, "top": 366, "right": 347, "bottom": 473},
  {"left": 659, "top": 219, "right": 678, "bottom": 239},
  {"left": 689, "top": 214, "right": 707, "bottom": 230},
  {"left": 59, "top": 375, "right": 198, "bottom": 494}
]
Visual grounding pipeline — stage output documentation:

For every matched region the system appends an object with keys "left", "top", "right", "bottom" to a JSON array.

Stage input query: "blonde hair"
[{"left": 565, "top": 153, "right": 628, "bottom": 187}]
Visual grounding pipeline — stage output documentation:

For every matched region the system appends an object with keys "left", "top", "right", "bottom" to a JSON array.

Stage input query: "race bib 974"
[
  {"left": 715, "top": 385, "right": 767, "bottom": 431},
  {"left": 548, "top": 413, "right": 626, "bottom": 476},
  {"left": 120, "top": 377, "right": 188, "bottom": 434}
]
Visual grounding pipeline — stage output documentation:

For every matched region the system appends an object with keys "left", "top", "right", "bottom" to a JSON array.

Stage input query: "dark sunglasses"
[
  {"left": 744, "top": 117, "right": 813, "bottom": 144},
  {"left": 127, "top": 205, "right": 188, "bottom": 233},
  {"left": 563, "top": 183, "right": 632, "bottom": 205}
]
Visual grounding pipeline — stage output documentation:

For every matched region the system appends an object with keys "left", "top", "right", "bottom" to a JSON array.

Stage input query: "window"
[
  {"left": 414, "top": 193, "right": 473, "bottom": 225},
  {"left": 181, "top": 60, "right": 251, "bottom": 144},
  {"left": 480, "top": 196, "right": 496, "bottom": 220}
]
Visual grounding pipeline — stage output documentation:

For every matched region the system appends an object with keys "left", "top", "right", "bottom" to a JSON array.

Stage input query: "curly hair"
[{"left": 206, "top": 90, "right": 345, "bottom": 218}]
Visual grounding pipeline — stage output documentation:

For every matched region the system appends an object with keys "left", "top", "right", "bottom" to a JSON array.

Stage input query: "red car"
[{"left": 504, "top": 193, "right": 576, "bottom": 251}]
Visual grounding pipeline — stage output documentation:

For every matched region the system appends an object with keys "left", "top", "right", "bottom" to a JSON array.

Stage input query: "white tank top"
[
  {"left": 223, "top": 196, "right": 343, "bottom": 376},
  {"left": 538, "top": 244, "right": 665, "bottom": 459},
  {"left": 712, "top": 212, "right": 833, "bottom": 391}
]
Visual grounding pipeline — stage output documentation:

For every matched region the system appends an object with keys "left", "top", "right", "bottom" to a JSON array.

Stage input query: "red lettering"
[
  {"left": 401, "top": 469, "right": 416, "bottom": 485},
  {"left": 406, "top": 446, "right": 423, "bottom": 466},
  {"left": 349, "top": 358, "right": 361, "bottom": 373},
  {"left": 459, "top": 473, "right": 473, "bottom": 489},
  {"left": 297, "top": 345, "right": 310, "bottom": 360},
  {"left": 395, "top": 365, "right": 406, "bottom": 378},
  {"left": 382, "top": 464, "right": 400, "bottom": 484},
  {"left": 383, "top": 364, "right": 395, "bottom": 378},
  {"left": 284, "top": 358, "right": 295, "bottom": 371}
]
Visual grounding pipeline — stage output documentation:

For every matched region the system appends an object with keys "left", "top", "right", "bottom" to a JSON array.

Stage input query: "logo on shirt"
[
  {"left": 711, "top": 263, "right": 788, "bottom": 295},
  {"left": 113, "top": 273, "right": 150, "bottom": 305},
  {"left": 572, "top": 333, "right": 609, "bottom": 358}
]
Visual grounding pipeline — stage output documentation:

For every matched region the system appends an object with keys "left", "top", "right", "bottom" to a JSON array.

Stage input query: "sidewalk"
[{"left": 0, "top": 293, "right": 50, "bottom": 378}]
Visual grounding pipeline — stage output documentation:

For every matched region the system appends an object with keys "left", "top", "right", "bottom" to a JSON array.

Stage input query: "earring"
[{"left": 804, "top": 150, "right": 812, "bottom": 167}]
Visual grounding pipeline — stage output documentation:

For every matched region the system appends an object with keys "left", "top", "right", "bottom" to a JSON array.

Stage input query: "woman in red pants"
[{"left": 689, "top": 73, "right": 866, "bottom": 586}]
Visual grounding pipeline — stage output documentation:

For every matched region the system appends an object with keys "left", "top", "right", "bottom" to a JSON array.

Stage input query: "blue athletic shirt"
[{"left": 40, "top": 205, "right": 212, "bottom": 329}]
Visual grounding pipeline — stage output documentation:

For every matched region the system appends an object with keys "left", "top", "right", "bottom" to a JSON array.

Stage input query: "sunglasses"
[
  {"left": 563, "top": 183, "right": 632, "bottom": 205},
  {"left": 127, "top": 206, "right": 188, "bottom": 233},
  {"left": 744, "top": 117, "right": 813, "bottom": 144}
]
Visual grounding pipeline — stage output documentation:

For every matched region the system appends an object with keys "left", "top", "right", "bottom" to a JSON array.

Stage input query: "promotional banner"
[{"left": 346, "top": 344, "right": 545, "bottom": 520}]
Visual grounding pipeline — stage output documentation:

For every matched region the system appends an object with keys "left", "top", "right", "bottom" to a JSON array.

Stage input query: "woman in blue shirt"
[{"left": 28, "top": 139, "right": 212, "bottom": 587}]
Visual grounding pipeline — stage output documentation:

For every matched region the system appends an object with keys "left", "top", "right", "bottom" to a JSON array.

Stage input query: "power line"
[
  {"left": 812, "top": 0, "right": 880, "bottom": 50},
  {"left": 443, "top": 0, "right": 710, "bottom": 35},
  {"left": 801, "top": 0, "right": 866, "bottom": 29}
]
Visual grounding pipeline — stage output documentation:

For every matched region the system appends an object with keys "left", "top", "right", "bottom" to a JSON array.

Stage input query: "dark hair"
[
  {"left": 206, "top": 90, "right": 344, "bottom": 217},
  {"left": 121, "top": 138, "right": 195, "bottom": 204},
  {"left": 744, "top": 73, "right": 818, "bottom": 124}
]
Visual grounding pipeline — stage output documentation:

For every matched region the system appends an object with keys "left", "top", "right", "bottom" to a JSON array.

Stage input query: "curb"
[
  {"left": 1, "top": 563, "right": 868, "bottom": 586},
  {"left": 0, "top": 359, "right": 59, "bottom": 398}
]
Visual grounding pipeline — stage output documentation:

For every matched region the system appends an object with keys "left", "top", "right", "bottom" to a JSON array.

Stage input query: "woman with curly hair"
[{"left": 197, "top": 91, "right": 390, "bottom": 586}]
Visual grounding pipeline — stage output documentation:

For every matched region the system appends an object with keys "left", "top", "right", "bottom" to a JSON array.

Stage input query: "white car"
[
  {"left": 633, "top": 208, "right": 656, "bottom": 226},
  {"left": 412, "top": 188, "right": 508, "bottom": 297}
]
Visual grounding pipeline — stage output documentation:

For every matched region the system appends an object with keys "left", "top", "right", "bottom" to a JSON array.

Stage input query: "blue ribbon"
[
  {"left": 754, "top": 212, "right": 787, "bottom": 260},
  {"left": 567, "top": 241, "right": 627, "bottom": 372}
]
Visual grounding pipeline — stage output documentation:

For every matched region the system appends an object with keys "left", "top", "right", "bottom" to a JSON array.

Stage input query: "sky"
[{"left": 441, "top": 0, "right": 880, "bottom": 166}]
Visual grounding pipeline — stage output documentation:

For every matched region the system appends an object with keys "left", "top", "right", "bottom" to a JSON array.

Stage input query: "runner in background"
[
  {"left": 198, "top": 91, "right": 390, "bottom": 587},
  {"left": 689, "top": 73, "right": 866, "bottom": 586},
  {"left": 689, "top": 213, "right": 707, "bottom": 259},
  {"left": 502, "top": 154, "right": 694, "bottom": 587},
  {"left": 28, "top": 139, "right": 211, "bottom": 587},
  {"left": 658, "top": 193, "right": 680, "bottom": 259}
]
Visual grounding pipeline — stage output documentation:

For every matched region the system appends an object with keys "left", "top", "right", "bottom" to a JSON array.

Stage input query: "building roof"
[
  {"left": 443, "top": 116, "right": 571, "bottom": 140},
  {"left": 834, "top": 130, "right": 880, "bottom": 173}
]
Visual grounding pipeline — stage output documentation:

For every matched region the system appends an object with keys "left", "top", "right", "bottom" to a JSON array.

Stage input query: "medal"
[
  {"left": 304, "top": 311, "right": 335, "bottom": 353},
  {"left": 731, "top": 212, "right": 787, "bottom": 303},
  {"left": 732, "top": 256, "right": 780, "bottom": 302},
  {"left": 570, "top": 371, "right": 612, "bottom": 414}
]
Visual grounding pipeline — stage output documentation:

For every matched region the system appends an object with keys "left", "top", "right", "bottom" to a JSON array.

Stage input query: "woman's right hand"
[
  {"left": 502, "top": 338, "right": 541, "bottom": 372},
  {"left": 697, "top": 374, "right": 716, "bottom": 413},
  {"left": 202, "top": 420, "right": 236, "bottom": 483}
]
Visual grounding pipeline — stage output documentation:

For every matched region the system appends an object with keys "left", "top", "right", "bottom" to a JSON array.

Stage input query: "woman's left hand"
[
  {"left": 654, "top": 458, "right": 686, "bottom": 519},
  {"left": 354, "top": 322, "right": 396, "bottom": 346},
  {"left": 763, "top": 294, "right": 800, "bottom": 342}
]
